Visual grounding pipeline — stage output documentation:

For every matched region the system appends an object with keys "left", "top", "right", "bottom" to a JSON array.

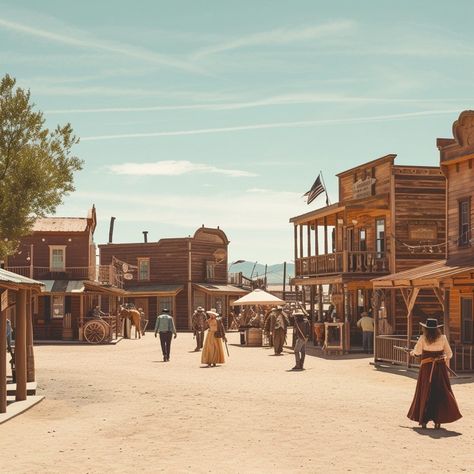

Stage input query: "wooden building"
[
  {"left": 290, "top": 154, "right": 446, "bottom": 352},
  {"left": 0, "top": 269, "right": 43, "bottom": 414},
  {"left": 5, "top": 207, "right": 124, "bottom": 341},
  {"left": 373, "top": 111, "right": 474, "bottom": 372},
  {"left": 99, "top": 226, "right": 246, "bottom": 330}
]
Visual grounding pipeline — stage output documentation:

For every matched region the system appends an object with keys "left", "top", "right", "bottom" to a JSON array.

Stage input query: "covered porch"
[{"left": 372, "top": 260, "right": 474, "bottom": 372}]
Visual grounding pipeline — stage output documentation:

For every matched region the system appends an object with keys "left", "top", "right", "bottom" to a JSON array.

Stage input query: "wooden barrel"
[{"left": 246, "top": 328, "right": 262, "bottom": 347}]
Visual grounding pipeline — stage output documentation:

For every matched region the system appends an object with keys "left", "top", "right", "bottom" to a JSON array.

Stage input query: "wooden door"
[{"left": 135, "top": 298, "right": 149, "bottom": 321}]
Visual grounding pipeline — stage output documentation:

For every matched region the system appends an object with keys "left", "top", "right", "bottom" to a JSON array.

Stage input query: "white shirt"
[{"left": 411, "top": 334, "right": 453, "bottom": 359}]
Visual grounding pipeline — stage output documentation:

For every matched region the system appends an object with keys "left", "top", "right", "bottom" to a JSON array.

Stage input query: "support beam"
[
  {"left": 26, "top": 290, "right": 35, "bottom": 383},
  {"left": 318, "top": 284, "right": 323, "bottom": 323},
  {"left": 294, "top": 225, "right": 298, "bottom": 266},
  {"left": 443, "top": 289, "right": 451, "bottom": 342},
  {"left": 324, "top": 217, "right": 328, "bottom": 254},
  {"left": 314, "top": 220, "right": 319, "bottom": 256},
  {"left": 299, "top": 225, "right": 304, "bottom": 259},
  {"left": 15, "top": 289, "right": 28, "bottom": 401},
  {"left": 0, "top": 308, "right": 6, "bottom": 414},
  {"left": 307, "top": 224, "right": 311, "bottom": 258},
  {"left": 432, "top": 287, "right": 445, "bottom": 311}
]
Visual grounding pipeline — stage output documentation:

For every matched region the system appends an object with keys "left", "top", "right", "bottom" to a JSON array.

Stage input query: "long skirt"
[
  {"left": 201, "top": 330, "right": 225, "bottom": 365},
  {"left": 407, "top": 350, "right": 462, "bottom": 425}
]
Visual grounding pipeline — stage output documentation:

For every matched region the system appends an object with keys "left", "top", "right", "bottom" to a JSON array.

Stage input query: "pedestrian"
[
  {"left": 264, "top": 306, "right": 289, "bottom": 355},
  {"left": 154, "top": 308, "right": 177, "bottom": 362},
  {"left": 292, "top": 311, "right": 310, "bottom": 370},
  {"left": 191, "top": 306, "right": 207, "bottom": 351},
  {"left": 407, "top": 318, "right": 462, "bottom": 429},
  {"left": 357, "top": 311, "right": 374, "bottom": 353},
  {"left": 201, "top": 309, "right": 226, "bottom": 367}
]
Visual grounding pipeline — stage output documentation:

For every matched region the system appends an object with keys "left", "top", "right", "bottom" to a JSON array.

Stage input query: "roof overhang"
[
  {"left": 125, "top": 284, "right": 183, "bottom": 297},
  {"left": 193, "top": 283, "right": 247, "bottom": 295},
  {"left": 290, "top": 203, "right": 345, "bottom": 225},
  {"left": 372, "top": 260, "right": 474, "bottom": 289}
]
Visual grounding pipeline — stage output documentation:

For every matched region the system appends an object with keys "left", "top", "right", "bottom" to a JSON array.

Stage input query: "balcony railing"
[
  {"left": 6, "top": 266, "right": 96, "bottom": 280},
  {"left": 295, "top": 251, "right": 389, "bottom": 277}
]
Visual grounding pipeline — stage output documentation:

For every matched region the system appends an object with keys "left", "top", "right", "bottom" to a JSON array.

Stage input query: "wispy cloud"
[
  {"left": 0, "top": 16, "right": 198, "bottom": 73},
  {"left": 193, "top": 20, "right": 355, "bottom": 59},
  {"left": 45, "top": 93, "right": 470, "bottom": 115},
  {"left": 107, "top": 160, "right": 257, "bottom": 178},
  {"left": 81, "top": 109, "right": 462, "bottom": 142}
]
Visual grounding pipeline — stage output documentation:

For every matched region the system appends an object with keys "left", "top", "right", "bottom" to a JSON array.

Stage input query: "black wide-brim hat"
[{"left": 419, "top": 318, "right": 443, "bottom": 328}]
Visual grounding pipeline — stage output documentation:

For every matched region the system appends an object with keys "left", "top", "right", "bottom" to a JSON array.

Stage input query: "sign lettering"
[{"left": 352, "top": 177, "right": 376, "bottom": 200}]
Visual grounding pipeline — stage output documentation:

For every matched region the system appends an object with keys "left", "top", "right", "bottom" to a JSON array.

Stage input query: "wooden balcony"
[
  {"left": 295, "top": 251, "right": 389, "bottom": 277},
  {"left": 6, "top": 266, "right": 96, "bottom": 280}
]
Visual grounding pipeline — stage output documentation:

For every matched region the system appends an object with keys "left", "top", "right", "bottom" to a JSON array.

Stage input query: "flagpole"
[{"left": 320, "top": 171, "right": 331, "bottom": 206}]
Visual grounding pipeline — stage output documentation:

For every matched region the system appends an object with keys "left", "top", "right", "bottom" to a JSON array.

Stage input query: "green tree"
[{"left": 0, "top": 74, "right": 83, "bottom": 260}]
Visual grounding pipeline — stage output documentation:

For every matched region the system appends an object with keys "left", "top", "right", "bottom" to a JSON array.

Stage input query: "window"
[
  {"left": 206, "top": 261, "right": 215, "bottom": 280},
  {"left": 52, "top": 295, "right": 64, "bottom": 319},
  {"left": 157, "top": 296, "right": 172, "bottom": 314},
  {"left": 376, "top": 218, "right": 385, "bottom": 257},
  {"left": 461, "top": 297, "right": 473, "bottom": 344},
  {"left": 359, "top": 229, "right": 367, "bottom": 251},
  {"left": 459, "top": 198, "right": 471, "bottom": 246},
  {"left": 137, "top": 258, "right": 150, "bottom": 281},
  {"left": 49, "top": 246, "right": 66, "bottom": 271}
]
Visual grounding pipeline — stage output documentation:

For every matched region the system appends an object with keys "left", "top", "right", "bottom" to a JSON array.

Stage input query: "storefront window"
[{"left": 376, "top": 218, "right": 385, "bottom": 257}]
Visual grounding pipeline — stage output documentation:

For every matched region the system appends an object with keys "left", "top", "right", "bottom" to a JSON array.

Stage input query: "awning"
[
  {"left": 83, "top": 281, "right": 126, "bottom": 296},
  {"left": 40, "top": 280, "right": 85, "bottom": 293},
  {"left": 193, "top": 283, "right": 247, "bottom": 295},
  {"left": 0, "top": 268, "right": 43, "bottom": 291},
  {"left": 125, "top": 284, "right": 183, "bottom": 296},
  {"left": 231, "top": 288, "right": 284, "bottom": 306},
  {"left": 372, "top": 260, "right": 474, "bottom": 289}
]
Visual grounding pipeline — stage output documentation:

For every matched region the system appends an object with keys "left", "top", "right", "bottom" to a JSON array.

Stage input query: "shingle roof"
[{"left": 32, "top": 217, "right": 89, "bottom": 232}]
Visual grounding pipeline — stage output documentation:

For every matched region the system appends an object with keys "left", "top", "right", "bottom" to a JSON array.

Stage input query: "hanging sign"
[
  {"left": 1, "top": 290, "right": 9, "bottom": 312},
  {"left": 353, "top": 176, "right": 376, "bottom": 200}
]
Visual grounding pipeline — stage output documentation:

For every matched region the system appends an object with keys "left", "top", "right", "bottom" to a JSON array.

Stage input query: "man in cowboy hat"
[
  {"left": 292, "top": 311, "right": 311, "bottom": 370},
  {"left": 154, "top": 308, "right": 177, "bottom": 362},
  {"left": 191, "top": 306, "right": 208, "bottom": 351},
  {"left": 357, "top": 311, "right": 374, "bottom": 354},
  {"left": 264, "top": 305, "right": 290, "bottom": 355}
]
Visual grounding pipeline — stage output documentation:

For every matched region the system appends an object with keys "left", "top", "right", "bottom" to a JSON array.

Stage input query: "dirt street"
[{"left": 2, "top": 332, "right": 473, "bottom": 473}]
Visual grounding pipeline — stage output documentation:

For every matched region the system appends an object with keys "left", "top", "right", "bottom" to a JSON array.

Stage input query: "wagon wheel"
[{"left": 84, "top": 320, "right": 108, "bottom": 344}]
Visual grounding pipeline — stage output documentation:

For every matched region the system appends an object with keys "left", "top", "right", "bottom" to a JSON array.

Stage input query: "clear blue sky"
[{"left": 2, "top": 1, "right": 474, "bottom": 263}]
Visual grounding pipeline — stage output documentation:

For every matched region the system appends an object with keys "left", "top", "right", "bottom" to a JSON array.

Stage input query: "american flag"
[{"left": 303, "top": 174, "right": 327, "bottom": 205}]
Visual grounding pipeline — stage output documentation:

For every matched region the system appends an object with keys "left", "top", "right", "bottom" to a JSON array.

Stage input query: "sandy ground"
[{"left": 2, "top": 332, "right": 473, "bottom": 474}]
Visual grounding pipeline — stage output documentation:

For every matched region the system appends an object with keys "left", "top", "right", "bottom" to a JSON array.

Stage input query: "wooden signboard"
[
  {"left": 352, "top": 177, "right": 376, "bottom": 200},
  {"left": 1, "top": 290, "right": 8, "bottom": 312},
  {"left": 323, "top": 322, "right": 344, "bottom": 351},
  {"left": 408, "top": 223, "right": 438, "bottom": 241}
]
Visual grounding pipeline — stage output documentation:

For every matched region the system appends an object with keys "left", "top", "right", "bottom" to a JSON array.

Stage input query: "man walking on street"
[
  {"left": 191, "top": 306, "right": 207, "bottom": 351},
  {"left": 154, "top": 308, "right": 177, "bottom": 361},
  {"left": 357, "top": 311, "right": 374, "bottom": 354},
  {"left": 292, "top": 311, "right": 310, "bottom": 370},
  {"left": 264, "top": 306, "right": 289, "bottom": 355}
]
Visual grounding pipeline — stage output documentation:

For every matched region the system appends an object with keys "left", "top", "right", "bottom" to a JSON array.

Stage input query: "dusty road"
[{"left": 2, "top": 332, "right": 473, "bottom": 473}]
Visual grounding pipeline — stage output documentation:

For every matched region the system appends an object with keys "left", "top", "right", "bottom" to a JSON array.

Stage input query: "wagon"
[{"left": 83, "top": 316, "right": 118, "bottom": 344}]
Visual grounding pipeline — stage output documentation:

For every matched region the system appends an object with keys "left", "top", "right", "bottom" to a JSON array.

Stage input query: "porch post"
[
  {"left": 299, "top": 225, "right": 304, "bottom": 259},
  {"left": 343, "top": 284, "right": 351, "bottom": 353},
  {"left": 0, "top": 306, "right": 6, "bottom": 413},
  {"left": 79, "top": 293, "right": 84, "bottom": 341},
  {"left": 27, "top": 290, "right": 35, "bottom": 383},
  {"left": 372, "top": 289, "right": 381, "bottom": 360},
  {"left": 401, "top": 287, "right": 420, "bottom": 367},
  {"left": 314, "top": 220, "right": 319, "bottom": 256},
  {"left": 318, "top": 285, "right": 323, "bottom": 322},
  {"left": 307, "top": 224, "right": 311, "bottom": 258},
  {"left": 15, "top": 289, "right": 27, "bottom": 401},
  {"left": 324, "top": 216, "right": 328, "bottom": 254},
  {"left": 294, "top": 225, "right": 298, "bottom": 266},
  {"left": 443, "top": 288, "right": 450, "bottom": 342}
]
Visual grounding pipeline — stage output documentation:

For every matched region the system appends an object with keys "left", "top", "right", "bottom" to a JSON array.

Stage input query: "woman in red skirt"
[{"left": 407, "top": 318, "right": 462, "bottom": 429}]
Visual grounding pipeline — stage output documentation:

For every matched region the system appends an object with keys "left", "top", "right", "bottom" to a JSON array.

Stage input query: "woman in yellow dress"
[{"left": 201, "top": 310, "right": 226, "bottom": 367}]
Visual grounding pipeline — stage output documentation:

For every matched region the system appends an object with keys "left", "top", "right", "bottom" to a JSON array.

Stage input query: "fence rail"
[{"left": 375, "top": 334, "right": 419, "bottom": 367}]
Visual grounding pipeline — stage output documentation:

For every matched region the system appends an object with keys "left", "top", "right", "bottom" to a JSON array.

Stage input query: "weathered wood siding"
[{"left": 393, "top": 167, "right": 446, "bottom": 273}]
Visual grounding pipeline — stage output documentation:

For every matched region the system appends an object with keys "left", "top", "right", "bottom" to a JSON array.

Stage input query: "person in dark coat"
[
  {"left": 292, "top": 311, "right": 311, "bottom": 370},
  {"left": 407, "top": 318, "right": 462, "bottom": 429},
  {"left": 264, "top": 306, "right": 289, "bottom": 355}
]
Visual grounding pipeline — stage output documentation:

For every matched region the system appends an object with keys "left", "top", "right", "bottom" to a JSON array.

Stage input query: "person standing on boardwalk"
[
  {"left": 154, "top": 308, "right": 177, "bottom": 362},
  {"left": 357, "top": 311, "right": 374, "bottom": 354},
  {"left": 264, "top": 306, "right": 289, "bottom": 355},
  {"left": 407, "top": 318, "right": 462, "bottom": 429},
  {"left": 191, "top": 306, "right": 207, "bottom": 351},
  {"left": 292, "top": 311, "right": 310, "bottom": 370},
  {"left": 201, "top": 309, "right": 226, "bottom": 367}
]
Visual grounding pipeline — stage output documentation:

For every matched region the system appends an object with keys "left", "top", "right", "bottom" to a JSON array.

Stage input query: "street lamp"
[{"left": 228, "top": 259, "right": 246, "bottom": 271}]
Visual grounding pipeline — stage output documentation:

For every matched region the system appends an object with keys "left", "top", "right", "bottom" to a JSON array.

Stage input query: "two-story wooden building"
[
  {"left": 5, "top": 206, "right": 124, "bottom": 341},
  {"left": 99, "top": 226, "right": 246, "bottom": 330},
  {"left": 373, "top": 111, "right": 474, "bottom": 372},
  {"left": 290, "top": 154, "right": 446, "bottom": 352}
]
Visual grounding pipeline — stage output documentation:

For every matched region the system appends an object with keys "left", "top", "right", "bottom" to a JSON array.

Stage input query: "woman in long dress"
[
  {"left": 407, "top": 318, "right": 462, "bottom": 429},
  {"left": 201, "top": 310, "right": 226, "bottom": 367}
]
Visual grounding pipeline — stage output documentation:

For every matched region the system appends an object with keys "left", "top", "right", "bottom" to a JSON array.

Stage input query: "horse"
[{"left": 119, "top": 307, "right": 144, "bottom": 339}]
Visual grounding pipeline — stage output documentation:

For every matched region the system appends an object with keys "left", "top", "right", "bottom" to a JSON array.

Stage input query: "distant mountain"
[{"left": 228, "top": 261, "right": 295, "bottom": 284}]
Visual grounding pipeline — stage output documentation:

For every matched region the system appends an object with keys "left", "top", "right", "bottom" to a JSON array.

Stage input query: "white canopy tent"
[{"left": 230, "top": 288, "right": 284, "bottom": 306}]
